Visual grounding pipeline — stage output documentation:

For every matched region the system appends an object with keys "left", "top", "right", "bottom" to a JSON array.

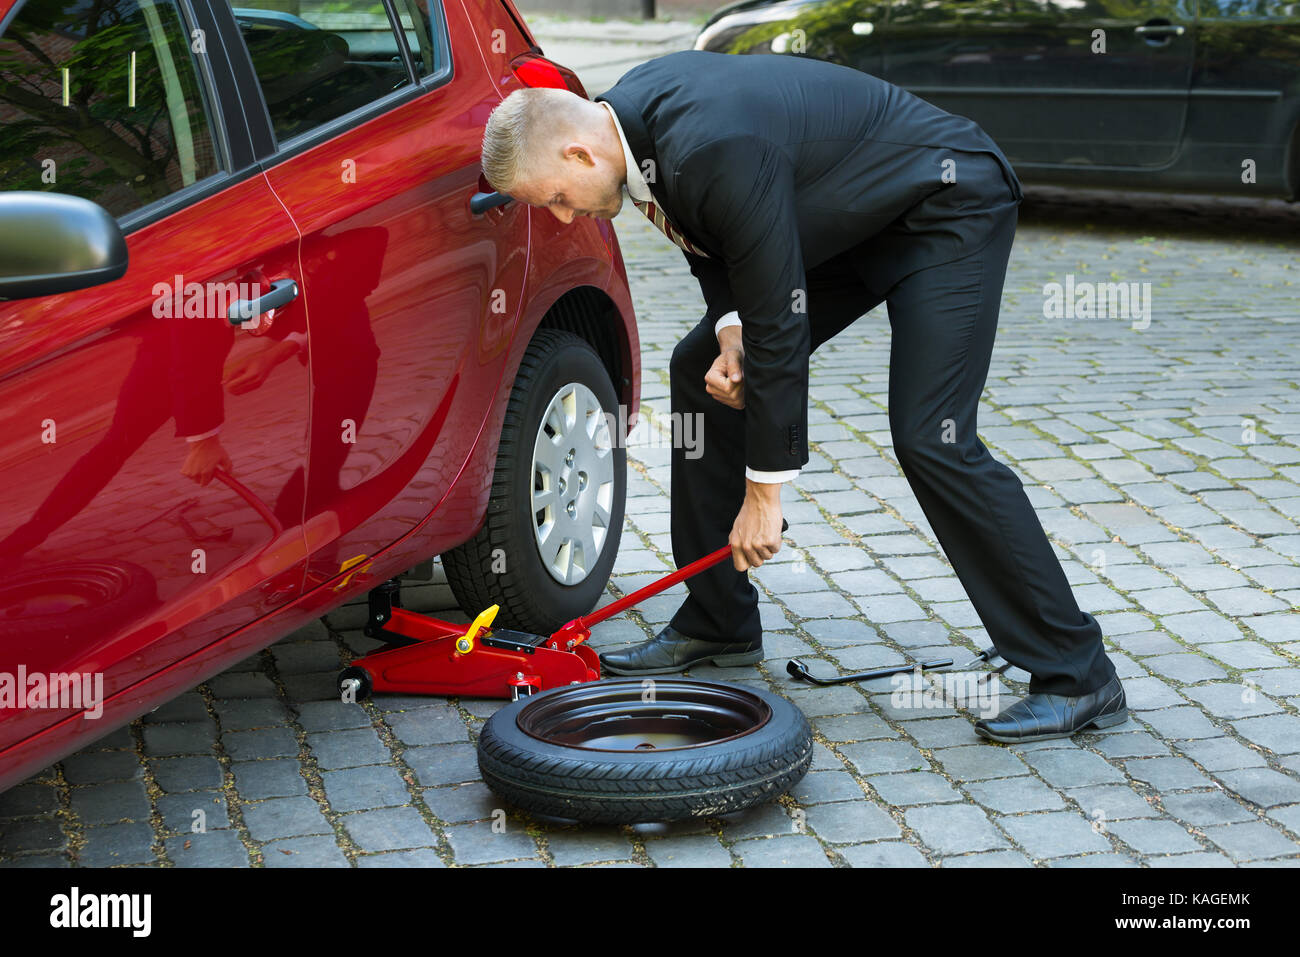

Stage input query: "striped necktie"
[{"left": 632, "top": 197, "right": 712, "bottom": 259}]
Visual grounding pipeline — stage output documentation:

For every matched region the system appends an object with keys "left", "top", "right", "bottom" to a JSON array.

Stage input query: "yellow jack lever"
[{"left": 455, "top": 604, "right": 499, "bottom": 655}]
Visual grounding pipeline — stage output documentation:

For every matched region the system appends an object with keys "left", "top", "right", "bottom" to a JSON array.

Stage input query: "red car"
[{"left": 0, "top": 0, "right": 639, "bottom": 791}]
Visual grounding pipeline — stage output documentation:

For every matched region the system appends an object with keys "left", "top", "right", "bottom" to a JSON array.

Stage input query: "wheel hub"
[{"left": 531, "top": 382, "right": 615, "bottom": 585}]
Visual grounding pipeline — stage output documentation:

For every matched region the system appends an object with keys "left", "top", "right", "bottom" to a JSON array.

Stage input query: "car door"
[
  {"left": 216, "top": 0, "right": 529, "bottom": 592},
  {"left": 881, "top": 0, "right": 1197, "bottom": 167},
  {"left": 0, "top": 0, "right": 311, "bottom": 749}
]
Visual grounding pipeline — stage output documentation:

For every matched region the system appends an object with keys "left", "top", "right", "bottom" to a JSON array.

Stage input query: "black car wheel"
[
  {"left": 478, "top": 678, "right": 814, "bottom": 823},
  {"left": 443, "top": 330, "right": 626, "bottom": 634}
]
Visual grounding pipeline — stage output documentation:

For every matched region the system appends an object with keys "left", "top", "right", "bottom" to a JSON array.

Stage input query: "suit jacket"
[{"left": 594, "top": 50, "right": 1023, "bottom": 474}]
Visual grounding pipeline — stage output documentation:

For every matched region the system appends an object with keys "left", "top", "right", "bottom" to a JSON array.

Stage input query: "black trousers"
[{"left": 667, "top": 205, "right": 1116, "bottom": 697}]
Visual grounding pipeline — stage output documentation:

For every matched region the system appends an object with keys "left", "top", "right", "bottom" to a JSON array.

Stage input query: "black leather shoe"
[
  {"left": 974, "top": 674, "right": 1127, "bottom": 743},
  {"left": 600, "top": 625, "right": 762, "bottom": 676}
]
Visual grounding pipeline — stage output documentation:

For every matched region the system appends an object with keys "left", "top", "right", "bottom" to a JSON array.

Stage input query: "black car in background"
[{"left": 695, "top": 0, "right": 1300, "bottom": 199}]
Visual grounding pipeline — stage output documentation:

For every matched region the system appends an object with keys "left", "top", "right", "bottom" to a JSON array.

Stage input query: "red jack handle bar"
[{"left": 550, "top": 518, "right": 788, "bottom": 646}]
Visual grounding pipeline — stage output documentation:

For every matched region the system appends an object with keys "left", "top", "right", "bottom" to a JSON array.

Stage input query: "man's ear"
[{"left": 563, "top": 142, "right": 595, "bottom": 167}]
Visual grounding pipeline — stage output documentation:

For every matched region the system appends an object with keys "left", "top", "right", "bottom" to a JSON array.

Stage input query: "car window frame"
[
  {"left": 0, "top": 0, "right": 256, "bottom": 236},
  {"left": 210, "top": 0, "right": 455, "bottom": 168}
]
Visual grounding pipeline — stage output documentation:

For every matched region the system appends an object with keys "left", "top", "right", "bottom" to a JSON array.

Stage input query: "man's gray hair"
[{"left": 481, "top": 87, "right": 585, "bottom": 195}]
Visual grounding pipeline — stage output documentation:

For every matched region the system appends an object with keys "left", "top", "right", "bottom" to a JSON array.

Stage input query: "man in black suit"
[{"left": 480, "top": 50, "right": 1126, "bottom": 742}]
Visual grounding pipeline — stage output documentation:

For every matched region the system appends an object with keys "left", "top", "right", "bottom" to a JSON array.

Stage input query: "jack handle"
[{"left": 550, "top": 519, "right": 789, "bottom": 646}]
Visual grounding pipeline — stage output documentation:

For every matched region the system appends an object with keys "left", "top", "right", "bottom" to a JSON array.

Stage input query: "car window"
[
  {"left": 228, "top": 0, "right": 416, "bottom": 142},
  {"left": 0, "top": 0, "right": 222, "bottom": 219},
  {"left": 390, "top": 0, "right": 441, "bottom": 80}
]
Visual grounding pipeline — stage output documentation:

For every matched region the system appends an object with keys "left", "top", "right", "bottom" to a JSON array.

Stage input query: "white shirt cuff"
[
  {"left": 745, "top": 467, "right": 799, "bottom": 483},
  {"left": 184, "top": 427, "right": 221, "bottom": 443},
  {"left": 714, "top": 312, "right": 741, "bottom": 338}
]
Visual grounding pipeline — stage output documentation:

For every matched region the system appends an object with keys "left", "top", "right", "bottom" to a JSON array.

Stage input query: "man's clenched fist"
[{"left": 705, "top": 326, "right": 745, "bottom": 410}]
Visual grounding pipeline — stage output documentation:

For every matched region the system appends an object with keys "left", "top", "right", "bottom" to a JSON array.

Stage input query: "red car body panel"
[{"left": 0, "top": 0, "right": 639, "bottom": 791}]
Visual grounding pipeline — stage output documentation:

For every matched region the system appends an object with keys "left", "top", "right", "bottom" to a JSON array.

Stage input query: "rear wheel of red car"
[{"left": 443, "top": 330, "right": 626, "bottom": 634}]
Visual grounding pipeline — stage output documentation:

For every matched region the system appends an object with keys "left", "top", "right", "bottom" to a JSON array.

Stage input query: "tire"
[
  {"left": 477, "top": 679, "right": 814, "bottom": 823},
  {"left": 0, "top": 560, "right": 157, "bottom": 644},
  {"left": 443, "top": 330, "right": 626, "bottom": 635}
]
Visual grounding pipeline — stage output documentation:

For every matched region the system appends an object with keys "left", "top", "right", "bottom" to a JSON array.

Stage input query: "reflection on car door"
[
  {"left": 881, "top": 0, "right": 1196, "bottom": 167},
  {"left": 223, "top": 0, "right": 529, "bottom": 591},
  {"left": 0, "top": 0, "right": 311, "bottom": 747}
]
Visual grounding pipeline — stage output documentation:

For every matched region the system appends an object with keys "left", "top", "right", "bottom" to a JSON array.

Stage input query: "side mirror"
[{"left": 0, "top": 192, "right": 129, "bottom": 301}]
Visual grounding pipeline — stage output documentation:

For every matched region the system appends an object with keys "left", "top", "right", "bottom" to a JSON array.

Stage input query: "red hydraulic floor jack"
[{"left": 335, "top": 524, "right": 785, "bottom": 702}]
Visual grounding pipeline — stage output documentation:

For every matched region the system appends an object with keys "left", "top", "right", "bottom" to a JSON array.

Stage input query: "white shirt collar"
[{"left": 600, "top": 99, "right": 652, "bottom": 203}]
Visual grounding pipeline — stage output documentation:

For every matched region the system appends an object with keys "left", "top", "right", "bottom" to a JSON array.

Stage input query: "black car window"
[
  {"left": 228, "top": 0, "right": 415, "bottom": 143},
  {"left": 0, "top": 0, "right": 222, "bottom": 219}
]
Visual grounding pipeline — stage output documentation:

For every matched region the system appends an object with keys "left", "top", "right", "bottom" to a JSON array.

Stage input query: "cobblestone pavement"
[
  {"left": 3, "top": 187, "right": 1297, "bottom": 868},
  {"left": 4, "top": 18, "right": 1300, "bottom": 869}
]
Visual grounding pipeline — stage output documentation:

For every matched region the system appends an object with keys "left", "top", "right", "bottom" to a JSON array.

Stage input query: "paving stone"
[
  {"left": 79, "top": 822, "right": 156, "bottom": 867},
  {"left": 70, "top": 780, "right": 151, "bottom": 825},
  {"left": 60, "top": 750, "right": 144, "bottom": 786},
  {"left": 867, "top": 772, "right": 962, "bottom": 806},
  {"left": 1139, "top": 707, "right": 1224, "bottom": 740},
  {"left": 1120, "top": 676, "right": 1187, "bottom": 710},
  {"left": 900, "top": 716, "right": 981, "bottom": 748},
  {"left": 1125, "top": 757, "right": 1214, "bottom": 791},
  {"left": 223, "top": 727, "right": 300, "bottom": 761},
  {"left": 242, "top": 796, "right": 331, "bottom": 842},
  {"left": 150, "top": 756, "right": 223, "bottom": 793},
  {"left": 385, "top": 705, "right": 470, "bottom": 746},
  {"left": 940, "top": 849, "right": 1033, "bottom": 867},
  {"left": 931, "top": 745, "right": 1030, "bottom": 782},
  {"left": 790, "top": 770, "right": 864, "bottom": 806},
  {"left": 0, "top": 781, "right": 61, "bottom": 818},
  {"left": 1143, "top": 654, "right": 1228, "bottom": 684},
  {"left": 642, "top": 834, "right": 731, "bottom": 868},
  {"left": 423, "top": 782, "right": 501, "bottom": 823},
  {"left": 1047, "top": 853, "right": 1140, "bottom": 868},
  {"left": 1106, "top": 819, "right": 1202, "bottom": 855},
  {"left": 1145, "top": 852, "right": 1235, "bottom": 867},
  {"left": 343, "top": 806, "right": 437, "bottom": 852},
  {"left": 1184, "top": 683, "right": 1281, "bottom": 719},
  {"left": 839, "top": 842, "right": 929, "bottom": 868},
  {"left": 1202, "top": 821, "right": 1300, "bottom": 861},
  {"left": 322, "top": 765, "right": 412, "bottom": 812},
  {"left": 1066, "top": 785, "right": 1160, "bottom": 821},
  {"left": 157, "top": 791, "right": 230, "bottom": 834},
  {"left": 232, "top": 760, "right": 308, "bottom": 800},
  {"left": 1092, "top": 732, "right": 1171, "bottom": 759},
  {"left": 998, "top": 811, "right": 1111, "bottom": 858},
  {"left": 718, "top": 802, "right": 800, "bottom": 840},
  {"left": 1215, "top": 768, "right": 1300, "bottom": 808},
  {"left": 294, "top": 700, "right": 373, "bottom": 732},
  {"left": 806, "top": 800, "right": 900, "bottom": 843},
  {"left": 1161, "top": 791, "right": 1256, "bottom": 826},
  {"left": 1200, "top": 641, "right": 1291, "bottom": 670},
  {"left": 0, "top": 818, "right": 65, "bottom": 856},
  {"left": 1160, "top": 611, "right": 1245, "bottom": 644},
  {"left": 306, "top": 728, "right": 390, "bottom": 770},
  {"left": 262, "top": 835, "right": 350, "bottom": 867},
  {"left": 544, "top": 828, "right": 636, "bottom": 866},
  {"left": 735, "top": 834, "right": 831, "bottom": 867},
  {"left": 166, "top": 829, "right": 250, "bottom": 867},
  {"left": 812, "top": 712, "right": 897, "bottom": 742},
  {"left": 213, "top": 698, "right": 292, "bottom": 732},
  {"left": 837, "top": 740, "right": 928, "bottom": 775},
  {"left": 404, "top": 742, "right": 481, "bottom": 787},
  {"left": 964, "top": 777, "right": 1066, "bottom": 814},
  {"left": 1021, "top": 748, "right": 1126, "bottom": 788},
  {"left": 1176, "top": 737, "right": 1269, "bottom": 771},
  {"left": 357, "top": 849, "right": 447, "bottom": 867},
  {"left": 903, "top": 804, "right": 1008, "bottom": 855}
]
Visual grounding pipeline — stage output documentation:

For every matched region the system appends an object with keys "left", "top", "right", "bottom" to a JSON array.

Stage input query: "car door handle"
[
  {"left": 227, "top": 277, "right": 299, "bottom": 326},
  {"left": 1135, "top": 23, "right": 1186, "bottom": 39},
  {"left": 470, "top": 190, "right": 513, "bottom": 215}
]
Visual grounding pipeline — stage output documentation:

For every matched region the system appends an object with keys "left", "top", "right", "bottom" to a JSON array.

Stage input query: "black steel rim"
[{"left": 516, "top": 678, "right": 772, "bottom": 753}]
